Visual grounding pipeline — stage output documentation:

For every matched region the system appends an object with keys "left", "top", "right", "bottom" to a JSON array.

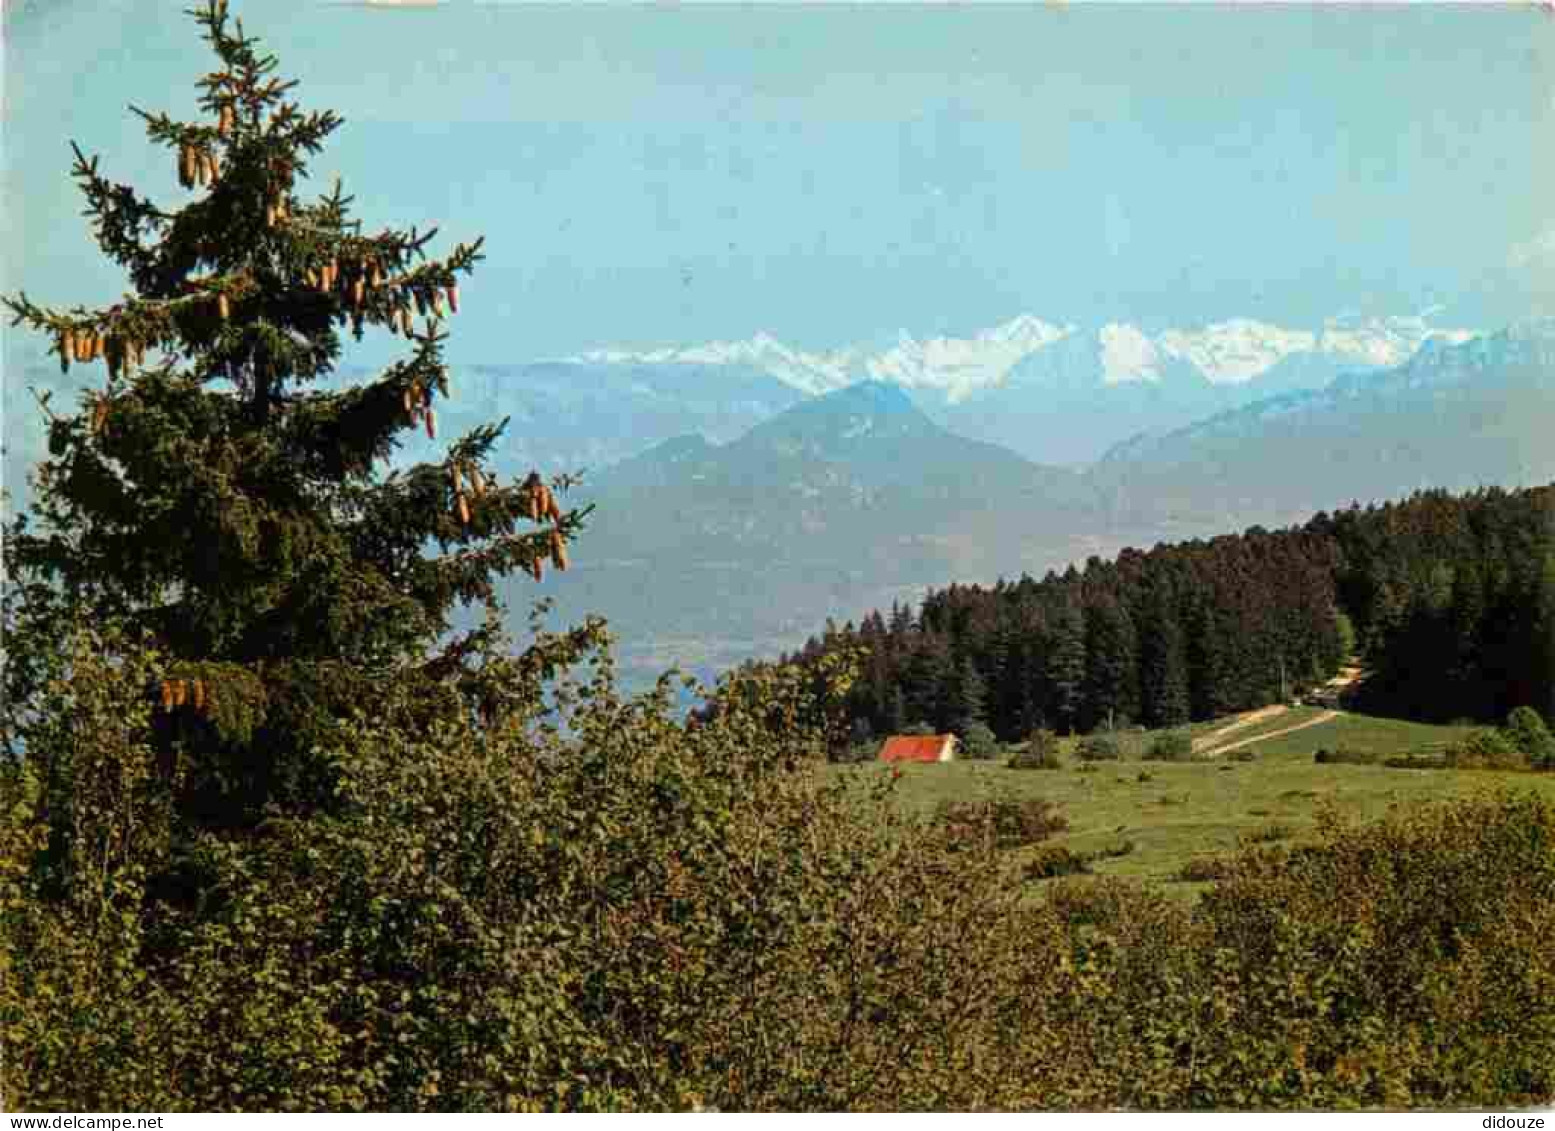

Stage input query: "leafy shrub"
[
  {"left": 1023, "top": 845, "right": 1091, "bottom": 880},
  {"left": 960, "top": 721, "right": 1002, "bottom": 761},
  {"left": 1135, "top": 770, "right": 1154, "bottom": 783},
  {"left": 10, "top": 625, "right": 1555, "bottom": 1111},
  {"left": 1195, "top": 796, "right": 1555, "bottom": 1108},
  {"left": 1176, "top": 856, "right": 1234, "bottom": 882},
  {"left": 1075, "top": 733, "right": 1123, "bottom": 762},
  {"left": 1314, "top": 747, "right": 1378, "bottom": 765},
  {"left": 1445, "top": 728, "right": 1527, "bottom": 770},
  {"left": 938, "top": 797, "right": 1070, "bottom": 849},
  {"left": 1008, "top": 728, "right": 1062, "bottom": 770},
  {"left": 1229, "top": 749, "right": 1258, "bottom": 763},
  {"left": 1241, "top": 823, "right": 1295, "bottom": 845},
  {"left": 1504, "top": 706, "right": 1555, "bottom": 768},
  {"left": 1143, "top": 730, "right": 1194, "bottom": 762},
  {"left": 1383, "top": 753, "right": 1448, "bottom": 770},
  {"left": 1088, "top": 839, "right": 1136, "bottom": 862}
]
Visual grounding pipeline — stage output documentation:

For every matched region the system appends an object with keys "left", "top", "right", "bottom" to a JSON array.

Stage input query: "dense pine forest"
[{"left": 778, "top": 485, "right": 1555, "bottom": 746}]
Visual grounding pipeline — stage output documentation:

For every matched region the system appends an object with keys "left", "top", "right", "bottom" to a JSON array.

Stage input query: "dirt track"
[
  {"left": 1191, "top": 704, "right": 1288, "bottom": 754},
  {"left": 1206, "top": 710, "right": 1341, "bottom": 757}
]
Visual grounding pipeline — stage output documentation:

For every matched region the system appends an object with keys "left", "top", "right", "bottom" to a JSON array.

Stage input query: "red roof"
[{"left": 878, "top": 735, "right": 956, "bottom": 763}]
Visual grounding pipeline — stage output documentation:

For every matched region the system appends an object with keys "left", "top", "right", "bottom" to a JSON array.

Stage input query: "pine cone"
[
  {"left": 402, "top": 386, "right": 414, "bottom": 414},
  {"left": 92, "top": 400, "right": 109, "bottom": 434},
  {"left": 172, "top": 680, "right": 187, "bottom": 708},
  {"left": 457, "top": 493, "right": 471, "bottom": 526},
  {"left": 178, "top": 146, "right": 194, "bottom": 188},
  {"left": 470, "top": 467, "right": 486, "bottom": 498},
  {"left": 217, "top": 293, "right": 230, "bottom": 321},
  {"left": 60, "top": 329, "right": 75, "bottom": 369},
  {"left": 353, "top": 278, "right": 365, "bottom": 308},
  {"left": 550, "top": 529, "right": 569, "bottom": 571},
  {"left": 425, "top": 409, "right": 436, "bottom": 440},
  {"left": 530, "top": 557, "right": 544, "bottom": 582},
  {"left": 265, "top": 203, "right": 277, "bottom": 228},
  {"left": 193, "top": 679, "right": 206, "bottom": 712},
  {"left": 447, "top": 283, "right": 460, "bottom": 314},
  {"left": 159, "top": 681, "right": 174, "bottom": 712}
]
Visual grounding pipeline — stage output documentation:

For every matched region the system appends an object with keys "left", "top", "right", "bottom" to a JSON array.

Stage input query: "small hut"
[{"left": 877, "top": 734, "right": 958, "bottom": 764}]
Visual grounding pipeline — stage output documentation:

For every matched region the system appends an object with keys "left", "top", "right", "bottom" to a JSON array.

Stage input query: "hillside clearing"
[{"left": 835, "top": 709, "right": 1549, "bottom": 892}]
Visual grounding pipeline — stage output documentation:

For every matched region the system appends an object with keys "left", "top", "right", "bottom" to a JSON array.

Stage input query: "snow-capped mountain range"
[{"left": 574, "top": 313, "right": 1475, "bottom": 401}]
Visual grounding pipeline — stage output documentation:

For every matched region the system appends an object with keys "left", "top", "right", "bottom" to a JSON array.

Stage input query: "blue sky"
[{"left": 5, "top": 0, "right": 1554, "bottom": 373}]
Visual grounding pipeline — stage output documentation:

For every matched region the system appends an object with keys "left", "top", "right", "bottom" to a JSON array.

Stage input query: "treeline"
[
  {"left": 1322, "top": 486, "right": 1554, "bottom": 722},
  {"left": 779, "top": 485, "right": 1553, "bottom": 745}
]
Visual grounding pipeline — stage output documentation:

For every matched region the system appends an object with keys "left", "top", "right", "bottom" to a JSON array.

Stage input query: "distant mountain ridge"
[
  {"left": 567, "top": 311, "right": 1476, "bottom": 465},
  {"left": 573, "top": 311, "right": 1473, "bottom": 396},
  {"left": 515, "top": 320, "right": 1554, "bottom": 688},
  {"left": 1092, "top": 318, "right": 1555, "bottom": 524}
]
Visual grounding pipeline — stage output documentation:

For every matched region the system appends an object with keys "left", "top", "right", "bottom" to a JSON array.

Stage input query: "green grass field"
[{"left": 835, "top": 709, "right": 1555, "bottom": 897}]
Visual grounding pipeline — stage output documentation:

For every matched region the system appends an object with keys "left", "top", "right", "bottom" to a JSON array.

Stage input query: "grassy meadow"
[{"left": 836, "top": 708, "right": 1555, "bottom": 895}]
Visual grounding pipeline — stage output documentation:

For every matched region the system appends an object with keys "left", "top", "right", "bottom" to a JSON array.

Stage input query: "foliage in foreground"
[{"left": 4, "top": 617, "right": 1554, "bottom": 1112}]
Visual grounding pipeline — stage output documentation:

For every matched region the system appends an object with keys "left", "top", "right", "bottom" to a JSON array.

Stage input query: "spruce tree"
[
  {"left": 2, "top": 1, "right": 590, "bottom": 829},
  {"left": 1047, "top": 601, "right": 1086, "bottom": 734},
  {"left": 951, "top": 653, "right": 988, "bottom": 736}
]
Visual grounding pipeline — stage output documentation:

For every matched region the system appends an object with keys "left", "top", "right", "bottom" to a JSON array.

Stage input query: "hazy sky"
[{"left": 5, "top": 0, "right": 1555, "bottom": 372}]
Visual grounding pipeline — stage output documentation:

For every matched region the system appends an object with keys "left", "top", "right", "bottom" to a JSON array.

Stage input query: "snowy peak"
[
  {"left": 863, "top": 315, "right": 1075, "bottom": 398},
  {"left": 1099, "top": 322, "right": 1164, "bottom": 385},
  {"left": 1157, "top": 319, "right": 1318, "bottom": 383},
  {"left": 574, "top": 311, "right": 1479, "bottom": 397},
  {"left": 1315, "top": 313, "right": 1474, "bottom": 369},
  {"left": 575, "top": 332, "right": 855, "bottom": 395}
]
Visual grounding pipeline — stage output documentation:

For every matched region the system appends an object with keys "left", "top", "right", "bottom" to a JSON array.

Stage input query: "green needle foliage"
[{"left": 3, "top": 0, "right": 591, "bottom": 831}]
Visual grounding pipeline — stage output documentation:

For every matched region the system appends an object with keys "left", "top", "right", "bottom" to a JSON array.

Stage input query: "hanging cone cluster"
[
  {"left": 449, "top": 465, "right": 472, "bottom": 527},
  {"left": 157, "top": 677, "right": 211, "bottom": 714},
  {"left": 177, "top": 144, "right": 220, "bottom": 189},
  {"left": 64, "top": 324, "right": 147, "bottom": 379}
]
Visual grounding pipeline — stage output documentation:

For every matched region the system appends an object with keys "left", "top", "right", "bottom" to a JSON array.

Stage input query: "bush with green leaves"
[
  {"left": 1314, "top": 747, "right": 1377, "bottom": 765},
  {"left": 959, "top": 721, "right": 1001, "bottom": 760},
  {"left": 1008, "top": 728, "right": 1062, "bottom": 770},
  {"left": 937, "top": 797, "right": 1070, "bottom": 850},
  {"left": 1503, "top": 706, "right": 1555, "bottom": 768},
  {"left": 1143, "top": 729, "right": 1194, "bottom": 762},
  {"left": 1444, "top": 728, "right": 1527, "bottom": 771},
  {"left": 8, "top": 619, "right": 1555, "bottom": 1110},
  {"left": 1075, "top": 733, "right": 1123, "bottom": 762}
]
